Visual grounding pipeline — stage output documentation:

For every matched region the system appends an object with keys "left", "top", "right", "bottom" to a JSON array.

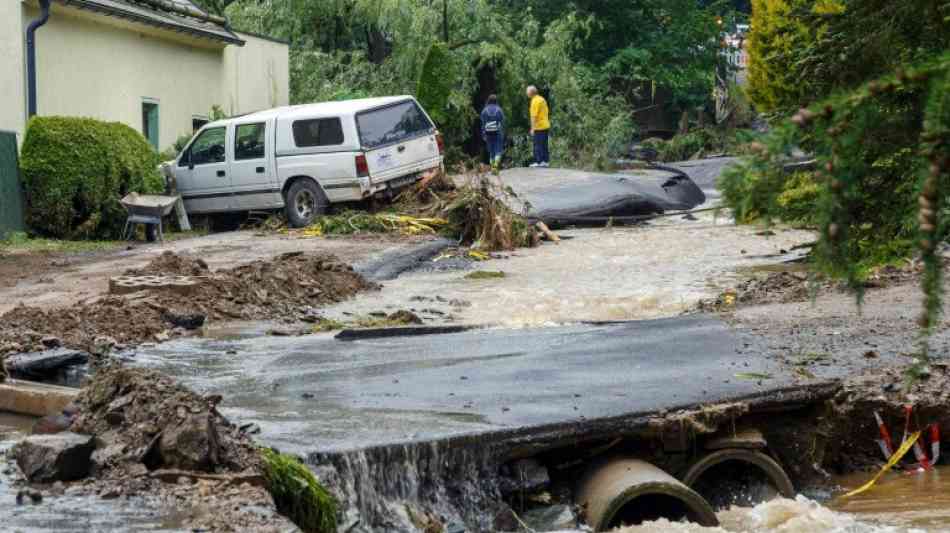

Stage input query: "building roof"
[{"left": 59, "top": 0, "right": 245, "bottom": 45}]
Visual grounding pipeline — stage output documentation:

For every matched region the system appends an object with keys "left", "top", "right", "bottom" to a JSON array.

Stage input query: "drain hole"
[
  {"left": 608, "top": 494, "right": 701, "bottom": 528},
  {"left": 690, "top": 459, "right": 780, "bottom": 510}
]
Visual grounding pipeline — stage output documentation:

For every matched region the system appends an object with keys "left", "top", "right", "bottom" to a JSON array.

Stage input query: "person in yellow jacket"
[{"left": 526, "top": 85, "right": 550, "bottom": 167}]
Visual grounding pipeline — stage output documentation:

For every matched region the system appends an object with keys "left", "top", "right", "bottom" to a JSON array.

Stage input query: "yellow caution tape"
[{"left": 841, "top": 430, "right": 921, "bottom": 498}]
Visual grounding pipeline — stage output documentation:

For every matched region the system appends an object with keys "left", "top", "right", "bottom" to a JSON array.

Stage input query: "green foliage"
[
  {"left": 416, "top": 42, "right": 456, "bottom": 127},
  {"left": 720, "top": 54, "right": 950, "bottom": 373},
  {"left": 222, "top": 0, "right": 728, "bottom": 169},
  {"left": 20, "top": 116, "right": 163, "bottom": 240},
  {"left": 747, "top": 0, "right": 950, "bottom": 113},
  {"left": 645, "top": 127, "right": 757, "bottom": 162},
  {"left": 261, "top": 448, "right": 337, "bottom": 533}
]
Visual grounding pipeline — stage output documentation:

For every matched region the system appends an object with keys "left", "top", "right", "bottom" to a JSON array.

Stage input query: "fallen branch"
[{"left": 535, "top": 221, "right": 560, "bottom": 243}]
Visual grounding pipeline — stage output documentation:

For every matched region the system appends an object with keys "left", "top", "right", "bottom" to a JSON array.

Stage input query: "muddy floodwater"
[{"left": 624, "top": 467, "right": 950, "bottom": 533}]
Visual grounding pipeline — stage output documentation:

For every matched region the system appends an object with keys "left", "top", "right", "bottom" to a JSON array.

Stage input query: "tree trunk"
[
  {"left": 366, "top": 26, "right": 391, "bottom": 65},
  {"left": 442, "top": 0, "right": 449, "bottom": 43}
]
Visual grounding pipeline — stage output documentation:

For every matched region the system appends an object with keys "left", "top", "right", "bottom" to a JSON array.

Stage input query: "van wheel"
[{"left": 285, "top": 179, "right": 327, "bottom": 228}]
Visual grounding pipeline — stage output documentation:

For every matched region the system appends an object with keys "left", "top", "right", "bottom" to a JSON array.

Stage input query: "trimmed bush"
[{"left": 20, "top": 116, "right": 164, "bottom": 239}]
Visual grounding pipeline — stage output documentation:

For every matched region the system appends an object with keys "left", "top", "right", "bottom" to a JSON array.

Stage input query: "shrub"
[{"left": 20, "top": 116, "right": 164, "bottom": 239}]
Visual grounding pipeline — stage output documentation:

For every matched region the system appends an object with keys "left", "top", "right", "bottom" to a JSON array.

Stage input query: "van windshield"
[{"left": 356, "top": 100, "right": 434, "bottom": 149}]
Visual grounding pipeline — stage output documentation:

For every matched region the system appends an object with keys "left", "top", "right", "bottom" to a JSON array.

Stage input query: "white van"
[{"left": 167, "top": 96, "right": 444, "bottom": 227}]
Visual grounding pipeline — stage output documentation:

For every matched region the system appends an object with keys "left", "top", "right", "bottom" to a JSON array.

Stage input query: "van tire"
[{"left": 285, "top": 179, "right": 328, "bottom": 228}]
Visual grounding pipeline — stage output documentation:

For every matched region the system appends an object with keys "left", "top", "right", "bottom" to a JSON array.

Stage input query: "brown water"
[{"left": 621, "top": 467, "right": 950, "bottom": 532}]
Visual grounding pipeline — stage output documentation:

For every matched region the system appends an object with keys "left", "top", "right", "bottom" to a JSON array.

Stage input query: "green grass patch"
[
  {"left": 0, "top": 231, "right": 123, "bottom": 254},
  {"left": 311, "top": 311, "right": 422, "bottom": 333},
  {"left": 261, "top": 448, "right": 337, "bottom": 533},
  {"left": 0, "top": 229, "right": 208, "bottom": 255},
  {"left": 465, "top": 270, "right": 506, "bottom": 280}
]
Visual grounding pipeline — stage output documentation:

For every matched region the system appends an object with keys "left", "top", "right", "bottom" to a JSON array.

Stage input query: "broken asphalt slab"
[
  {"left": 496, "top": 167, "right": 706, "bottom": 227},
  {"left": 133, "top": 315, "right": 837, "bottom": 456}
]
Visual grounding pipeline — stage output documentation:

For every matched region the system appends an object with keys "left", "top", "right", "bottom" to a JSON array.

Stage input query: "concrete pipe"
[
  {"left": 576, "top": 458, "right": 719, "bottom": 531},
  {"left": 683, "top": 448, "right": 795, "bottom": 509}
]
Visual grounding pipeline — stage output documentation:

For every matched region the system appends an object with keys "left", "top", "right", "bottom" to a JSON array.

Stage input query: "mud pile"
[
  {"left": 0, "top": 251, "right": 376, "bottom": 355},
  {"left": 8, "top": 366, "right": 295, "bottom": 532},
  {"left": 70, "top": 365, "right": 262, "bottom": 474},
  {"left": 698, "top": 261, "right": 928, "bottom": 310}
]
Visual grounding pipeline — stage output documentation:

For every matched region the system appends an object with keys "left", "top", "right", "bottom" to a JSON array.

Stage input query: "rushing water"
[{"left": 622, "top": 467, "right": 950, "bottom": 533}]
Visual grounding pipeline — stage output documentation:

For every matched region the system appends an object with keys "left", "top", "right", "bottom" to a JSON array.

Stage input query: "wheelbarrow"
[{"left": 120, "top": 193, "right": 181, "bottom": 243}]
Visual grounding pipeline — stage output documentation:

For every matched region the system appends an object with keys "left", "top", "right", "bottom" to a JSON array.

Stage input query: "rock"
[
  {"left": 162, "top": 309, "right": 206, "bottom": 330},
  {"left": 521, "top": 504, "right": 578, "bottom": 531},
  {"left": 13, "top": 432, "right": 96, "bottom": 482},
  {"left": 159, "top": 413, "right": 219, "bottom": 471},
  {"left": 31, "top": 410, "right": 78, "bottom": 435},
  {"left": 90, "top": 442, "right": 125, "bottom": 474},
  {"left": 154, "top": 331, "right": 171, "bottom": 342},
  {"left": 16, "top": 488, "right": 43, "bottom": 505},
  {"left": 388, "top": 310, "right": 423, "bottom": 325},
  {"left": 41, "top": 336, "right": 62, "bottom": 349},
  {"left": 91, "top": 336, "right": 117, "bottom": 356}
]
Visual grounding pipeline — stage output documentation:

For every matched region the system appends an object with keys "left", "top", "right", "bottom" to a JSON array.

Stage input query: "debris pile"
[
  {"left": 7, "top": 366, "right": 301, "bottom": 531},
  {"left": 0, "top": 251, "right": 376, "bottom": 355}
]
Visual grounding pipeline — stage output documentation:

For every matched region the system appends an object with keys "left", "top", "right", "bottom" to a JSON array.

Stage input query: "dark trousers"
[
  {"left": 485, "top": 133, "right": 504, "bottom": 163},
  {"left": 533, "top": 130, "right": 550, "bottom": 164}
]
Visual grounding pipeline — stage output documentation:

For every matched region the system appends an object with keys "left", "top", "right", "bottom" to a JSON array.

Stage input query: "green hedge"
[{"left": 20, "top": 116, "right": 164, "bottom": 239}]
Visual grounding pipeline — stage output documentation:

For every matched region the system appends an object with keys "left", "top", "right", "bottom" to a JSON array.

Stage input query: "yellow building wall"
[
  {"left": 25, "top": 2, "right": 226, "bottom": 151},
  {"left": 10, "top": 3, "right": 290, "bottom": 152},
  {"left": 224, "top": 32, "right": 291, "bottom": 115},
  {"left": 0, "top": 1, "right": 26, "bottom": 140}
]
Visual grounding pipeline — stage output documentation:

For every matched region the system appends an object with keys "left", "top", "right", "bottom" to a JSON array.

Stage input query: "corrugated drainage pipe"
[
  {"left": 26, "top": 0, "right": 52, "bottom": 118},
  {"left": 576, "top": 458, "right": 719, "bottom": 531}
]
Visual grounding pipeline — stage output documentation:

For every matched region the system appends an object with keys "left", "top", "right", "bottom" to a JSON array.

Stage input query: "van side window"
[
  {"left": 187, "top": 127, "right": 226, "bottom": 166},
  {"left": 356, "top": 101, "right": 433, "bottom": 149},
  {"left": 235, "top": 123, "right": 266, "bottom": 160},
  {"left": 292, "top": 118, "right": 344, "bottom": 147}
]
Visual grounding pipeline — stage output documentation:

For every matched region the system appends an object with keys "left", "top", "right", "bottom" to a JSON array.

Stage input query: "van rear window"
[
  {"left": 292, "top": 118, "right": 344, "bottom": 147},
  {"left": 357, "top": 100, "right": 434, "bottom": 149}
]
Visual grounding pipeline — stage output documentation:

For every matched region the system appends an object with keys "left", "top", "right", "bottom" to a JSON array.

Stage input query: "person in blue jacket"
[{"left": 480, "top": 94, "right": 505, "bottom": 173}]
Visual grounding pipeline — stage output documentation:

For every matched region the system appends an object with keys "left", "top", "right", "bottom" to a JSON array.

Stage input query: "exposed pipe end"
[
  {"left": 684, "top": 448, "right": 795, "bottom": 510},
  {"left": 576, "top": 458, "right": 719, "bottom": 531}
]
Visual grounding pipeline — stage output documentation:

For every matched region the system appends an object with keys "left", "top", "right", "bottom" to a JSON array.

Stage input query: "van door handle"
[
  {"left": 397, "top": 145, "right": 406, "bottom": 153},
  {"left": 217, "top": 170, "right": 226, "bottom": 177},
  {"left": 256, "top": 166, "right": 265, "bottom": 174}
]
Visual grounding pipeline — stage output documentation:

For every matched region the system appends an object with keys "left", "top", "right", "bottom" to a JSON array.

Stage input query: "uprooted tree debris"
[
  {"left": 287, "top": 169, "right": 557, "bottom": 252},
  {"left": 9, "top": 365, "right": 336, "bottom": 532},
  {"left": 0, "top": 251, "right": 376, "bottom": 357}
]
